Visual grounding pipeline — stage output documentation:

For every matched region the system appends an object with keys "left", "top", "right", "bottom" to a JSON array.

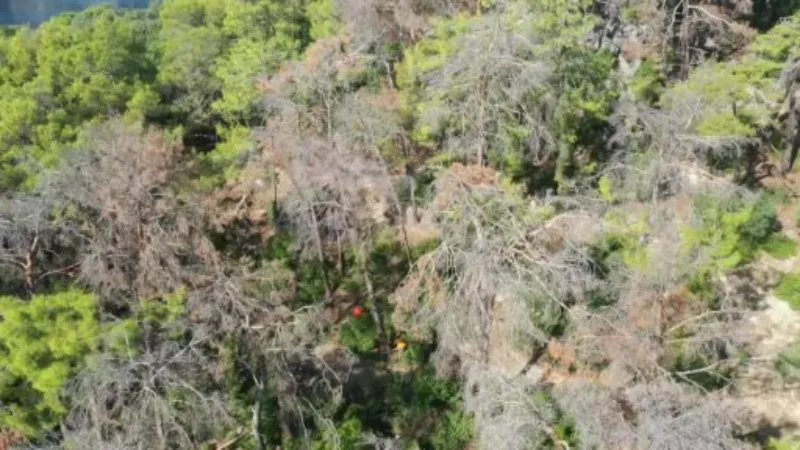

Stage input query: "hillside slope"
[{"left": 3, "top": 1, "right": 800, "bottom": 449}]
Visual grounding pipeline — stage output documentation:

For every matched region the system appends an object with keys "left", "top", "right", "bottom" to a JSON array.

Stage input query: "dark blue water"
[{"left": 0, "top": 0, "right": 151, "bottom": 25}]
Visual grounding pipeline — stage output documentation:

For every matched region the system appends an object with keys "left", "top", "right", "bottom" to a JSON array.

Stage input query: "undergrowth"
[{"left": 775, "top": 273, "right": 800, "bottom": 310}]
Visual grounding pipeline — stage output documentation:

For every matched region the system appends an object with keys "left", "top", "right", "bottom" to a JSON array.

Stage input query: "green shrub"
[
  {"left": 386, "top": 369, "right": 471, "bottom": 448},
  {"left": 764, "top": 186, "right": 794, "bottom": 205},
  {"left": 776, "top": 342, "right": 800, "bottom": 381},
  {"left": 775, "top": 273, "right": 800, "bottom": 310},
  {"left": 339, "top": 315, "right": 379, "bottom": 355},
  {"left": 103, "top": 287, "right": 189, "bottom": 353},
  {"left": 429, "top": 409, "right": 474, "bottom": 450},
  {"left": 630, "top": 60, "right": 664, "bottom": 105},
  {"left": 388, "top": 369, "right": 462, "bottom": 412},
  {"left": 739, "top": 199, "right": 780, "bottom": 244},
  {"left": 768, "top": 436, "right": 800, "bottom": 450},
  {"left": 598, "top": 175, "right": 615, "bottom": 202},
  {"left": 761, "top": 234, "right": 798, "bottom": 259},
  {"left": 687, "top": 270, "right": 717, "bottom": 303},
  {"left": 139, "top": 287, "right": 187, "bottom": 324},
  {"left": 682, "top": 195, "right": 779, "bottom": 271},
  {"left": 589, "top": 234, "right": 628, "bottom": 279},
  {"left": 585, "top": 286, "right": 617, "bottom": 310},
  {"left": 670, "top": 348, "right": 731, "bottom": 391},
  {"left": 312, "top": 415, "right": 365, "bottom": 450},
  {"left": 402, "top": 340, "right": 434, "bottom": 367},
  {"left": 410, "top": 237, "right": 441, "bottom": 260},
  {"left": 622, "top": 6, "right": 641, "bottom": 21}
]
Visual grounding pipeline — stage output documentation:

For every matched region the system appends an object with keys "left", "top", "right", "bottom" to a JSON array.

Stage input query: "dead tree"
[
  {"left": 0, "top": 197, "right": 83, "bottom": 296},
  {"left": 778, "top": 59, "right": 800, "bottom": 175}
]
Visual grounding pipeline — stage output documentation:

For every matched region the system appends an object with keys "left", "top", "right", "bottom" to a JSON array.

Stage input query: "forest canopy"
[{"left": 3, "top": 0, "right": 800, "bottom": 449}]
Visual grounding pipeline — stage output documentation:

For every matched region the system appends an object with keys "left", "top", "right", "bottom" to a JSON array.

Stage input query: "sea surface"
[{"left": 0, "top": 0, "right": 150, "bottom": 25}]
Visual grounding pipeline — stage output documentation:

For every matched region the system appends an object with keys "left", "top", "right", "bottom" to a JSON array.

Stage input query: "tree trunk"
[
  {"left": 252, "top": 398, "right": 265, "bottom": 450},
  {"left": 354, "top": 234, "right": 391, "bottom": 357},
  {"left": 660, "top": 0, "right": 687, "bottom": 78},
  {"left": 285, "top": 171, "right": 333, "bottom": 296},
  {"left": 782, "top": 89, "right": 800, "bottom": 175}
]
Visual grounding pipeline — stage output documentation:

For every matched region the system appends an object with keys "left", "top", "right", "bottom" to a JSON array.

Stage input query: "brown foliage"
[
  {"left": 429, "top": 163, "right": 502, "bottom": 213},
  {"left": 335, "top": 0, "right": 467, "bottom": 50},
  {"left": 0, "top": 431, "right": 24, "bottom": 450},
  {"left": 390, "top": 252, "right": 446, "bottom": 340},
  {"left": 38, "top": 121, "right": 218, "bottom": 304},
  {"left": 396, "top": 162, "right": 598, "bottom": 375}
]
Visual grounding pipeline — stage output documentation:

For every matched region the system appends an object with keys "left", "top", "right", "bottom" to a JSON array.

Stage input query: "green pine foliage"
[
  {"left": 396, "top": 0, "right": 617, "bottom": 191},
  {"left": 305, "top": 0, "right": 339, "bottom": 41},
  {"left": 681, "top": 195, "right": 780, "bottom": 272},
  {"left": 158, "top": 0, "right": 309, "bottom": 124},
  {"left": 0, "top": 0, "right": 318, "bottom": 191},
  {"left": 664, "top": 10, "right": 800, "bottom": 140},
  {"left": 776, "top": 273, "right": 800, "bottom": 310},
  {"left": 629, "top": 60, "right": 665, "bottom": 105},
  {"left": 0, "top": 290, "right": 99, "bottom": 436},
  {"left": 0, "top": 6, "right": 156, "bottom": 190}
]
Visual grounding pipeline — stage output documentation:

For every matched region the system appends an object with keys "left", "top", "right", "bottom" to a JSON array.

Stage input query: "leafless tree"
[
  {"left": 584, "top": 100, "right": 759, "bottom": 369},
  {"left": 556, "top": 378, "right": 752, "bottom": 449},
  {"left": 538, "top": 91, "right": 771, "bottom": 449},
  {"left": 35, "top": 121, "right": 217, "bottom": 307},
  {"left": 402, "top": 7, "right": 557, "bottom": 168},
  {"left": 602, "top": 0, "right": 756, "bottom": 77},
  {"left": 257, "top": 37, "right": 416, "bottom": 354},
  {"left": 605, "top": 96, "right": 764, "bottom": 196},
  {"left": 334, "top": 0, "right": 483, "bottom": 87},
  {"left": 0, "top": 195, "right": 83, "bottom": 296},
  {"left": 29, "top": 122, "right": 291, "bottom": 329},
  {"left": 388, "top": 83, "right": 767, "bottom": 447},
  {"left": 59, "top": 261, "right": 345, "bottom": 450},
  {"left": 776, "top": 57, "right": 800, "bottom": 174},
  {"left": 464, "top": 367, "right": 563, "bottom": 450},
  {"left": 394, "top": 163, "right": 596, "bottom": 369},
  {"left": 61, "top": 331, "right": 231, "bottom": 450},
  {"left": 5, "top": 120, "right": 352, "bottom": 449}
]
